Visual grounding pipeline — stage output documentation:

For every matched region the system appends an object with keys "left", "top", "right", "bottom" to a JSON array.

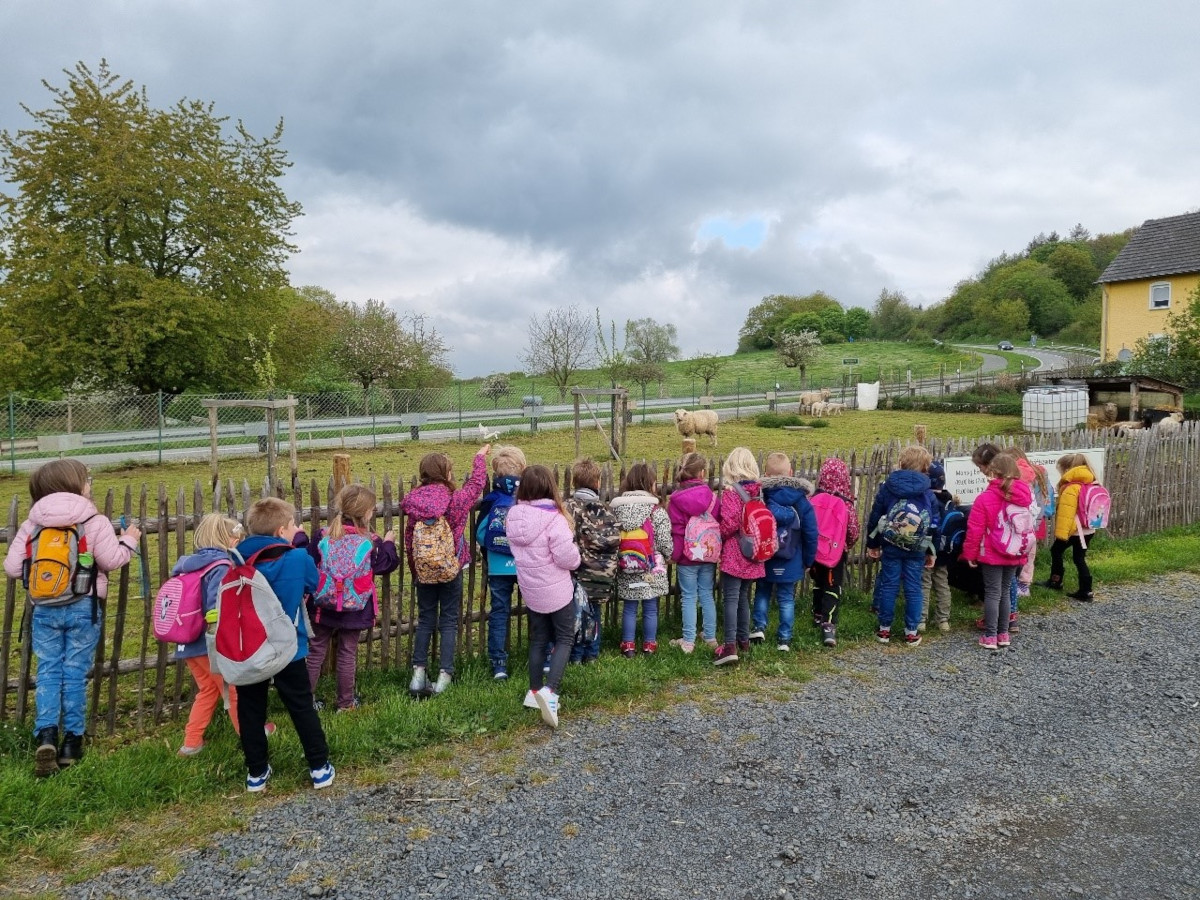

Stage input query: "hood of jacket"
[
  {"left": 985, "top": 478, "right": 1033, "bottom": 507},
  {"left": 610, "top": 491, "right": 661, "bottom": 530},
  {"left": 503, "top": 500, "right": 564, "bottom": 548},
  {"left": 403, "top": 483, "right": 452, "bottom": 519},
  {"left": 816, "top": 458, "right": 855, "bottom": 500},
  {"left": 668, "top": 480, "right": 714, "bottom": 518},
  {"left": 174, "top": 545, "right": 232, "bottom": 575},
  {"left": 571, "top": 487, "right": 601, "bottom": 503},
  {"left": 27, "top": 492, "right": 103, "bottom": 529},
  {"left": 1015, "top": 459, "right": 1038, "bottom": 484},
  {"left": 482, "top": 475, "right": 520, "bottom": 506},
  {"left": 883, "top": 469, "right": 932, "bottom": 499},
  {"left": 760, "top": 475, "right": 814, "bottom": 504},
  {"left": 1061, "top": 465, "right": 1095, "bottom": 486}
]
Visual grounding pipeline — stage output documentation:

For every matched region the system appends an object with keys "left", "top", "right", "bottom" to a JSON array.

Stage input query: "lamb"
[
  {"left": 809, "top": 401, "right": 830, "bottom": 417},
  {"left": 674, "top": 408, "right": 719, "bottom": 445},
  {"left": 823, "top": 401, "right": 846, "bottom": 416},
  {"left": 1154, "top": 411, "right": 1185, "bottom": 435}
]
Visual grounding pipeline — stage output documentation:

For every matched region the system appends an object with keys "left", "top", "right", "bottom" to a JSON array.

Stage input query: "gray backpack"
[{"left": 208, "top": 545, "right": 310, "bottom": 686}]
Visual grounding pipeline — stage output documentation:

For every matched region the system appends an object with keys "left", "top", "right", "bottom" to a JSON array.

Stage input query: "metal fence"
[
  {"left": 3, "top": 422, "right": 1199, "bottom": 737},
  {"left": 0, "top": 357, "right": 1067, "bottom": 474}
]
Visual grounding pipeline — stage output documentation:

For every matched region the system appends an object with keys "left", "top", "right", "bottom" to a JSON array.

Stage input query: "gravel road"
[{"left": 69, "top": 573, "right": 1200, "bottom": 900}]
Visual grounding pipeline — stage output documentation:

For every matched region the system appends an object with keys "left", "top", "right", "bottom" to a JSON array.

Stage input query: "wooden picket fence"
[{"left": 3, "top": 421, "right": 1200, "bottom": 736}]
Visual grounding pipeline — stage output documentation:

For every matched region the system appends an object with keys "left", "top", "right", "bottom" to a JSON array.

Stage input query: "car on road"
[{"left": 997, "top": 340, "right": 1014, "bottom": 351}]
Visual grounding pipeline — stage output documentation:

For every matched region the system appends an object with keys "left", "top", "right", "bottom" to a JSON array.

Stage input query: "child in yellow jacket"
[{"left": 1045, "top": 453, "right": 1097, "bottom": 601}]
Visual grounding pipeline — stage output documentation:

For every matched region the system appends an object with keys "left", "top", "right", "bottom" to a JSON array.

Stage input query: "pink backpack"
[
  {"left": 682, "top": 495, "right": 722, "bottom": 563},
  {"left": 810, "top": 492, "right": 850, "bottom": 567},
  {"left": 153, "top": 559, "right": 229, "bottom": 644},
  {"left": 988, "top": 501, "right": 1039, "bottom": 559},
  {"left": 1075, "top": 483, "right": 1111, "bottom": 531}
]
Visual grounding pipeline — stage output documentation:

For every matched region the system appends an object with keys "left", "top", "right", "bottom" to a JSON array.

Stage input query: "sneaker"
[
  {"left": 1067, "top": 590, "right": 1094, "bottom": 602},
  {"left": 534, "top": 686, "right": 559, "bottom": 728},
  {"left": 669, "top": 638, "right": 695, "bottom": 654},
  {"left": 312, "top": 699, "right": 326, "bottom": 712},
  {"left": 776, "top": 643, "right": 790, "bottom": 652},
  {"left": 737, "top": 639, "right": 750, "bottom": 653},
  {"left": 264, "top": 722, "right": 277, "bottom": 738},
  {"left": 34, "top": 727, "right": 59, "bottom": 778},
  {"left": 917, "top": 622, "right": 927, "bottom": 633},
  {"left": 336, "top": 699, "right": 361, "bottom": 713},
  {"left": 620, "top": 641, "right": 636, "bottom": 658},
  {"left": 246, "top": 765, "right": 272, "bottom": 793},
  {"left": 997, "top": 632, "right": 1011, "bottom": 648},
  {"left": 177, "top": 743, "right": 204, "bottom": 757},
  {"left": 523, "top": 690, "right": 539, "bottom": 709},
  {"left": 748, "top": 630, "right": 765, "bottom": 644},
  {"left": 1017, "top": 582, "right": 1031, "bottom": 597},
  {"left": 875, "top": 628, "right": 891, "bottom": 644},
  {"left": 58, "top": 732, "right": 83, "bottom": 768},
  {"left": 713, "top": 643, "right": 739, "bottom": 666},
  {"left": 492, "top": 666, "right": 509, "bottom": 681},
  {"left": 703, "top": 637, "right": 719, "bottom": 649},
  {"left": 938, "top": 621, "right": 951, "bottom": 633},
  {"left": 409, "top": 666, "right": 429, "bottom": 694},
  {"left": 642, "top": 641, "right": 657, "bottom": 655},
  {"left": 432, "top": 671, "right": 452, "bottom": 694},
  {"left": 1009, "top": 612, "right": 1020, "bottom": 634},
  {"left": 821, "top": 624, "right": 837, "bottom": 647},
  {"left": 310, "top": 762, "right": 336, "bottom": 790},
  {"left": 978, "top": 635, "right": 998, "bottom": 651},
  {"left": 904, "top": 630, "right": 922, "bottom": 647}
]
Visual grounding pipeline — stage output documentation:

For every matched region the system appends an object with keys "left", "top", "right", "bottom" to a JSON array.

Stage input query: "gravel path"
[{"left": 69, "top": 574, "right": 1200, "bottom": 900}]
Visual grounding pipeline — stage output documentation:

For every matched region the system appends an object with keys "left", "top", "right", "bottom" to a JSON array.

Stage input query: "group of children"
[{"left": 6, "top": 439, "right": 1101, "bottom": 782}]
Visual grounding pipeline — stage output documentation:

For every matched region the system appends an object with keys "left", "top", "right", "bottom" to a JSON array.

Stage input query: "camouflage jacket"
[{"left": 565, "top": 489, "right": 620, "bottom": 600}]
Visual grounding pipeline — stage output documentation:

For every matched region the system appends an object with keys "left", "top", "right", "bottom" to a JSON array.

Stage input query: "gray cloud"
[{"left": 3, "top": 1, "right": 1199, "bottom": 375}]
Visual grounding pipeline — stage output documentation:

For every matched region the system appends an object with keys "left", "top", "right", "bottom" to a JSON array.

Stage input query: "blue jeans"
[
  {"left": 486, "top": 575, "right": 517, "bottom": 670},
  {"left": 676, "top": 564, "right": 717, "bottom": 643},
  {"left": 32, "top": 599, "right": 101, "bottom": 735},
  {"left": 753, "top": 579, "right": 797, "bottom": 642},
  {"left": 873, "top": 547, "right": 926, "bottom": 633},
  {"left": 570, "top": 598, "right": 602, "bottom": 662},
  {"left": 621, "top": 597, "right": 659, "bottom": 644}
]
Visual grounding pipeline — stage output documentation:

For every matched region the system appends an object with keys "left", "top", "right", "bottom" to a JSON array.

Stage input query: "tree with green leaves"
[
  {"left": 0, "top": 61, "right": 301, "bottom": 396},
  {"left": 479, "top": 373, "right": 512, "bottom": 408},
  {"left": 1129, "top": 284, "right": 1200, "bottom": 387},
  {"left": 624, "top": 317, "right": 679, "bottom": 366},
  {"left": 737, "top": 292, "right": 841, "bottom": 351},
  {"left": 330, "top": 300, "right": 450, "bottom": 396},
  {"left": 682, "top": 352, "right": 726, "bottom": 395},
  {"left": 843, "top": 306, "right": 871, "bottom": 340},
  {"left": 773, "top": 329, "right": 822, "bottom": 383},
  {"left": 869, "top": 289, "right": 917, "bottom": 339}
]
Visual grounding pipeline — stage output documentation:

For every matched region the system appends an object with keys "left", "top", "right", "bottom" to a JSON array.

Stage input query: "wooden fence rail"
[{"left": 3, "top": 423, "right": 1199, "bottom": 735}]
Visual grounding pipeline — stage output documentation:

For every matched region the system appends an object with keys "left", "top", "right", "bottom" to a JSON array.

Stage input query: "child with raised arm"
[
  {"left": 476, "top": 445, "right": 527, "bottom": 679},
  {"left": 4, "top": 460, "right": 140, "bottom": 776},
  {"left": 402, "top": 445, "right": 490, "bottom": 695},
  {"left": 301, "top": 484, "right": 398, "bottom": 711}
]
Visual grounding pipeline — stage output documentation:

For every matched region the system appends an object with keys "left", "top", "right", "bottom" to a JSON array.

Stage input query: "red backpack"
[
  {"left": 731, "top": 483, "right": 778, "bottom": 562},
  {"left": 810, "top": 492, "right": 850, "bottom": 567}
]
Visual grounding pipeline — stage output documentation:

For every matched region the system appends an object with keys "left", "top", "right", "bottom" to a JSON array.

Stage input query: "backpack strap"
[
  {"left": 246, "top": 543, "right": 292, "bottom": 567},
  {"left": 730, "top": 482, "right": 751, "bottom": 503}
]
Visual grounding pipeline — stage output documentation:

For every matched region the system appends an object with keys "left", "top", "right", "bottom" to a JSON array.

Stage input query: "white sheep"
[
  {"left": 810, "top": 401, "right": 830, "bottom": 418},
  {"left": 798, "top": 389, "right": 831, "bottom": 414},
  {"left": 675, "top": 408, "right": 719, "bottom": 445},
  {"left": 823, "top": 401, "right": 846, "bottom": 416},
  {"left": 1154, "top": 411, "right": 1185, "bottom": 435}
]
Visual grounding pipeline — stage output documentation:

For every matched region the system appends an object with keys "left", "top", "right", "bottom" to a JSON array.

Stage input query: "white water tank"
[
  {"left": 856, "top": 381, "right": 880, "bottom": 411},
  {"left": 1022, "top": 387, "right": 1088, "bottom": 433}
]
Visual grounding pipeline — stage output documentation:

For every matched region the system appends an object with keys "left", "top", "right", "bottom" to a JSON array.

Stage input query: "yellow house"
[{"left": 1099, "top": 211, "right": 1200, "bottom": 362}]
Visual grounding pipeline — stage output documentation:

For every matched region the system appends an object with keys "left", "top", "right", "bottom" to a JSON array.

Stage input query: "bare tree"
[
  {"left": 523, "top": 305, "right": 595, "bottom": 399},
  {"left": 682, "top": 352, "right": 726, "bottom": 395}
]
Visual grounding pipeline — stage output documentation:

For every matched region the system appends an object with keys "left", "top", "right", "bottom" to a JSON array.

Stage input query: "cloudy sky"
[{"left": 3, "top": 1, "right": 1198, "bottom": 376}]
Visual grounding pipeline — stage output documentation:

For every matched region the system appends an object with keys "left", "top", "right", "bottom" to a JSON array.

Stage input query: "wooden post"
[
  {"left": 265, "top": 409, "right": 277, "bottom": 489},
  {"left": 208, "top": 405, "right": 219, "bottom": 491},
  {"left": 288, "top": 394, "right": 299, "bottom": 489},
  {"left": 682, "top": 438, "right": 697, "bottom": 455},
  {"left": 914, "top": 424, "right": 928, "bottom": 445},
  {"left": 333, "top": 453, "right": 352, "bottom": 494},
  {"left": 574, "top": 394, "right": 581, "bottom": 459}
]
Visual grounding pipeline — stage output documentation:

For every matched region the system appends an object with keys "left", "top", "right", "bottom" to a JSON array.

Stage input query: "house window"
[{"left": 1150, "top": 282, "right": 1171, "bottom": 309}]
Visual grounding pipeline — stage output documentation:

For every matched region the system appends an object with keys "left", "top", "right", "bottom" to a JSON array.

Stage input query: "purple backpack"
[{"left": 314, "top": 532, "right": 376, "bottom": 613}]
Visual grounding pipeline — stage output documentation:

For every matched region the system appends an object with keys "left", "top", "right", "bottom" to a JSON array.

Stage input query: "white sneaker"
[
  {"left": 776, "top": 643, "right": 790, "bottom": 652},
  {"left": 523, "top": 689, "right": 540, "bottom": 709},
  {"left": 409, "top": 667, "right": 428, "bottom": 694},
  {"left": 938, "top": 621, "right": 951, "bottom": 633},
  {"left": 432, "top": 670, "right": 452, "bottom": 694},
  {"left": 534, "top": 686, "right": 559, "bottom": 728},
  {"left": 748, "top": 630, "right": 766, "bottom": 644}
]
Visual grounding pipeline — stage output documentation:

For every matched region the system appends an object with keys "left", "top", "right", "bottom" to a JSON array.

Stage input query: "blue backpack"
[
  {"left": 934, "top": 500, "right": 966, "bottom": 560},
  {"left": 482, "top": 493, "right": 516, "bottom": 555},
  {"left": 773, "top": 505, "right": 804, "bottom": 560}
]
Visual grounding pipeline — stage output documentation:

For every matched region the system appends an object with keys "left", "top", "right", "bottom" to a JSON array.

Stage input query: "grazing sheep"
[
  {"left": 674, "top": 408, "right": 719, "bottom": 445},
  {"left": 823, "top": 401, "right": 846, "bottom": 416},
  {"left": 798, "top": 389, "right": 832, "bottom": 414}
]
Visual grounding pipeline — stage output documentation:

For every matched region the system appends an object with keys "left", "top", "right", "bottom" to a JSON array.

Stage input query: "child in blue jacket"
[
  {"left": 475, "top": 445, "right": 526, "bottom": 680},
  {"left": 751, "top": 452, "right": 818, "bottom": 651}
]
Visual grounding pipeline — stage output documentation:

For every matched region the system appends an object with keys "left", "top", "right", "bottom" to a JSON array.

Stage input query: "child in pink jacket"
[
  {"left": 504, "top": 465, "right": 581, "bottom": 728},
  {"left": 961, "top": 454, "right": 1034, "bottom": 651},
  {"left": 4, "top": 460, "right": 141, "bottom": 776},
  {"left": 714, "top": 447, "right": 767, "bottom": 666}
]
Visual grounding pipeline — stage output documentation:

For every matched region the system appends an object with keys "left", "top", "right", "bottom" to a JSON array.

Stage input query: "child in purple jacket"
[{"left": 300, "top": 484, "right": 398, "bottom": 711}]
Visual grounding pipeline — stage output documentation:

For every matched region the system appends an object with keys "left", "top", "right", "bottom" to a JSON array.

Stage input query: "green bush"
[{"left": 754, "top": 413, "right": 830, "bottom": 428}]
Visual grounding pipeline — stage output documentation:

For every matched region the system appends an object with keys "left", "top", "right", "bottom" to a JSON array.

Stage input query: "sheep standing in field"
[
  {"left": 675, "top": 408, "right": 719, "bottom": 446},
  {"left": 823, "top": 401, "right": 846, "bottom": 416},
  {"left": 810, "top": 401, "right": 830, "bottom": 418},
  {"left": 798, "top": 389, "right": 831, "bottom": 414}
]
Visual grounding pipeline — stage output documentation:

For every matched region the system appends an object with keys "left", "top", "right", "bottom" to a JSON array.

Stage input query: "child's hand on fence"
[
  {"left": 383, "top": 529, "right": 395, "bottom": 543},
  {"left": 924, "top": 554, "right": 935, "bottom": 569},
  {"left": 867, "top": 548, "right": 881, "bottom": 560},
  {"left": 123, "top": 523, "right": 142, "bottom": 544}
]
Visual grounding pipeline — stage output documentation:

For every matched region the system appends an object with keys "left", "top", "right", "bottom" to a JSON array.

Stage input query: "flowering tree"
[{"left": 773, "top": 329, "right": 823, "bottom": 384}]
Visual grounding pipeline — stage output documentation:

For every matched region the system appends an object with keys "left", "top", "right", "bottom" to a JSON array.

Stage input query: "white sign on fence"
[{"left": 943, "top": 448, "right": 1106, "bottom": 505}]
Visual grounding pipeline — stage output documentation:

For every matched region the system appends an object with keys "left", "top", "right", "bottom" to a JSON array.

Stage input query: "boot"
[
  {"left": 34, "top": 727, "right": 59, "bottom": 778},
  {"left": 1044, "top": 574, "right": 1063, "bottom": 591},
  {"left": 821, "top": 623, "right": 838, "bottom": 647},
  {"left": 58, "top": 731, "right": 84, "bottom": 768},
  {"left": 1068, "top": 574, "right": 1094, "bottom": 602}
]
